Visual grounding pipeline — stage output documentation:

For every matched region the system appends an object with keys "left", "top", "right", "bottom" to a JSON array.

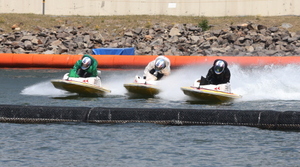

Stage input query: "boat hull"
[
  {"left": 181, "top": 86, "right": 241, "bottom": 102},
  {"left": 51, "top": 79, "right": 111, "bottom": 97},
  {"left": 124, "top": 83, "right": 160, "bottom": 97}
]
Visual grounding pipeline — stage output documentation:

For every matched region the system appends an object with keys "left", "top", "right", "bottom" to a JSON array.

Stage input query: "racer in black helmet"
[{"left": 205, "top": 59, "right": 230, "bottom": 85}]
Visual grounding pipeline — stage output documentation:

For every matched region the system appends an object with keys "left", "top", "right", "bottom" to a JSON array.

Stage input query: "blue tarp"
[{"left": 92, "top": 48, "right": 135, "bottom": 55}]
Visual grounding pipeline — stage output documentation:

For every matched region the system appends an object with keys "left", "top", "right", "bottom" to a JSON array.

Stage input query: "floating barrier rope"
[{"left": 0, "top": 105, "right": 299, "bottom": 130}]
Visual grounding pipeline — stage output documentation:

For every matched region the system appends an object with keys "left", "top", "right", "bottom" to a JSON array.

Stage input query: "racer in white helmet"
[
  {"left": 69, "top": 54, "right": 98, "bottom": 78},
  {"left": 81, "top": 57, "right": 92, "bottom": 70},
  {"left": 144, "top": 56, "right": 171, "bottom": 81}
]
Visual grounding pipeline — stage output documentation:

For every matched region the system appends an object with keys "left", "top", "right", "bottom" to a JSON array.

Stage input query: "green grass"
[{"left": 1, "top": 14, "right": 300, "bottom": 36}]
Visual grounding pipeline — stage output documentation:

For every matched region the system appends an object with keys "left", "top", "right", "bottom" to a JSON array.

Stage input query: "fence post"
[{"left": 42, "top": 0, "right": 45, "bottom": 15}]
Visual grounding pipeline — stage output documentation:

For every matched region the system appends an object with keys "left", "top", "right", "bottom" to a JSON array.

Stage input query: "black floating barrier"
[{"left": 0, "top": 105, "right": 300, "bottom": 131}]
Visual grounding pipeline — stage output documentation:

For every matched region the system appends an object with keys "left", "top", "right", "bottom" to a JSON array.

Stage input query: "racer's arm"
[
  {"left": 144, "top": 61, "right": 155, "bottom": 75},
  {"left": 68, "top": 60, "right": 82, "bottom": 78},
  {"left": 161, "top": 66, "right": 171, "bottom": 76},
  {"left": 87, "top": 62, "right": 98, "bottom": 77},
  {"left": 144, "top": 61, "right": 156, "bottom": 76},
  {"left": 223, "top": 69, "right": 231, "bottom": 83},
  {"left": 205, "top": 68, "right": 214, "bottom": 84}
]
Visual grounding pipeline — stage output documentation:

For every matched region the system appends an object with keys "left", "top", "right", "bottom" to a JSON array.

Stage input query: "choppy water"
[
  {"left": 0, "top": 66, "right": 300, "bottom": 166},
  {"left": 1, "top": 123, "right": 299, "bottom": 167}
]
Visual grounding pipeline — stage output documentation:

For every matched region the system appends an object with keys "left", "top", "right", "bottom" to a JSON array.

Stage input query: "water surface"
[{"left": 0, "top": 66, "right": 299, "bottom": 166}]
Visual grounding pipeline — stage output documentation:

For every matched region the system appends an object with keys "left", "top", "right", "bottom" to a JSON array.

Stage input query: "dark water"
[
  {"left": 0, "top": 67, "right": 300, "bottom": 166},
  {"left": 1, "top": 123, "right": 299, "bottom": 167}
]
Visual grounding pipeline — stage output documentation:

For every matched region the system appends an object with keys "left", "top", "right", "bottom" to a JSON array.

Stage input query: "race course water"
[
  {"left": 6, "top": 64, "right": 300, "bottom": 111},
  {"left": 0, "top": 66, "right": 300, "bottom": 166}
]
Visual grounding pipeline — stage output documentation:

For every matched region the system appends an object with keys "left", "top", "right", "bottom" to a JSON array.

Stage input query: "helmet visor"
[
  {"left": 155, "top": 66, "right": 164, "bottom": 71},
  {"left": 214, "top": 61, "right": 225, "bottom": 74},
  {"left": 81, "top": 57, "right": 91, "bottom": 70},
  {"left": 155, "top": 59, "right": 166, "bottom": 71},
  {"left": 214, "top": 66, "right": 224, "bottom": 74},
  {"left": 81, "top": 63, "right": 90, "bottom": 70}
]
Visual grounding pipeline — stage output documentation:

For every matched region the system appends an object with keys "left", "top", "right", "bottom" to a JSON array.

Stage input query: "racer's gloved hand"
[
  {"left": 149, "top": 69, "right": 156, "bottom": 75},
  {"left": 156, "top": 73, "right": 164, "bottom": 80}
]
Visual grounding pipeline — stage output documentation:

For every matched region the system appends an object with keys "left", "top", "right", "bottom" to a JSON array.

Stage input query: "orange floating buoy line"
[{"left": 1, "top": 53, "right": 300, "bottom": 68}]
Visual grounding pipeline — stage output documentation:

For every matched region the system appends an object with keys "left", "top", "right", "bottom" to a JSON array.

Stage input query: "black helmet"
[{"left": 214, "top": 60, "right": 225, "bottom": 74}]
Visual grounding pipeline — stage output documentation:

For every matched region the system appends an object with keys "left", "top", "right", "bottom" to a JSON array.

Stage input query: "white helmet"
[
  {"left": 214, "top": 60, "right": 225, "bottom": 74},
  {"left": 155, "top": 59, "right": 166, "bottom": 71},
  {"left": 81, "top": 57, "right": 92, "bottom": 70}
]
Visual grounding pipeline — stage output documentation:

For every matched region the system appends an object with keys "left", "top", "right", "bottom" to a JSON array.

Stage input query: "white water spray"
[
  {"left": 232, "top": 64, "right": 300, "bottom": 101},
  {"left": 159, "top": 63, "right": 300, "bottom": 101},
  {"left": 21, "top": 80, "right": 70, "bottom": 97},
  {"left": 21, "top": 64, "right": 300, "bottom": 101},
  {"left": 103, "top": 70, "right": 143, "bottom": 96}
]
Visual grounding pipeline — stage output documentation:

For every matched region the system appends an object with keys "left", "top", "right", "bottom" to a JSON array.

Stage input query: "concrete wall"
[{"left": 0, "top": 0, "right": 299, "bottom": 16}]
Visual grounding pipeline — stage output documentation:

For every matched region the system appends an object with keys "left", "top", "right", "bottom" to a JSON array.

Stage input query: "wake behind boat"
[
  {"left": 181, "top": 78, "right": 241, "bottom": 102},
  {"left": 124, "top": 75, "right": 160, "bottom": 97},
  {"left": 51, "top": 73, "right": 111, "bottom": 97}
]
